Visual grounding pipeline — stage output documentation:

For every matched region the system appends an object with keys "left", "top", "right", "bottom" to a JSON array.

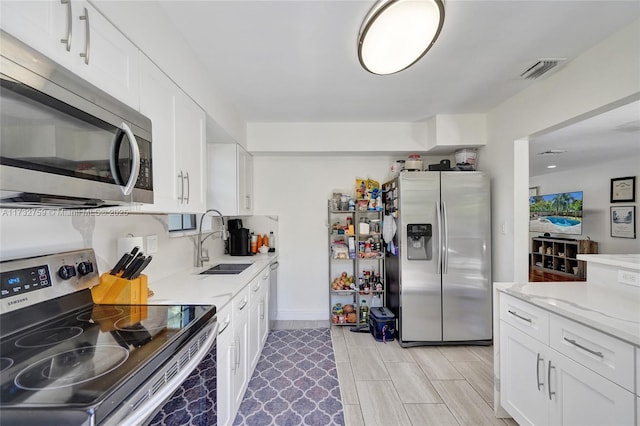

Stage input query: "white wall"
[
  {"left": 0, "top": 212, "right": 226, "bottom": 282},
  {"left": 247, "top": 122, "right": 429, "bottom": 153},
  {"left": 251, "top": 154, "right": 451, "bottom": 320},
  {"left": 529, "top": 156, "right": 640, "bottom": 254},
  {"left": 483, "top": 18, "right": 640, "bottom": 283}
]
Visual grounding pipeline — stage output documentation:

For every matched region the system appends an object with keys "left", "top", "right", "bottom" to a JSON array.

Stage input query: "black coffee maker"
[{"left": 227, "top": 219, "right": 251, "bottom": 256}]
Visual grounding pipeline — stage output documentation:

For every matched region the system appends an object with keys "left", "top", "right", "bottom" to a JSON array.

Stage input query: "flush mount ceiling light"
[{"left": 358, "top": 0, "right": 445, "bottom": 75}]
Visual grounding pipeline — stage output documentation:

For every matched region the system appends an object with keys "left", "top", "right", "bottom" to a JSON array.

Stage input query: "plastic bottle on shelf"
[
  {"left": 359, "top": 299, "right": 369, "bottom": 323},
  {"left": 269, "top": 231, "right": 275, "bottom": 251},
  {"left": 371, "top": 294, "right": 382, "bottom": 308}
]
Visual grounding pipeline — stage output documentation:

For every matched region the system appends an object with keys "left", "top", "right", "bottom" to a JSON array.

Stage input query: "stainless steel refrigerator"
[{"left": 383, "top": 171, "right": 492, "bottom": 346}]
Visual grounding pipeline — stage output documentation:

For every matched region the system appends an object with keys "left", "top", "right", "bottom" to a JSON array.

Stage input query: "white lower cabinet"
[
  {"left": 500, "top": 293, "right": 635, "bottom": 426},
  {"left": 216, "top": 287, "right": 249, "bottom": 426},
  {"left": 217, "top": 265, "right": 273, "bottom": 425},
  {"left": 249, "top": 269, "right": 270, "bottom": 371},
  {"left": 500, "top": 322, "right": 549, "bottom": 426},
  {"left": 501, "top": 322, "right": 634, "bottom": 426},
  {"left": 231, "top": 287, "right": 250, "bottom": 413},
  {"left": 548, "top": 347, "right": 634, "bottom": 426},
  {"left": 216, "top": 306, "right": 234, "bottom": 426}
]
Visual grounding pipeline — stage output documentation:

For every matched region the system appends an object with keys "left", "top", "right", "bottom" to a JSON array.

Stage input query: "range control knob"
[
  {"left": 58, "top": 265, "right": 77, "bottom": 280},
  {"left": 77, "top": 261, "right": 94, "bottom": 276}
]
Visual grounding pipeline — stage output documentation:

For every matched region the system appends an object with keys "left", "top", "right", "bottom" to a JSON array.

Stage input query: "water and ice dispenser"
[{"left": 406, "top": 224, "right": 432, "bottom": 260}]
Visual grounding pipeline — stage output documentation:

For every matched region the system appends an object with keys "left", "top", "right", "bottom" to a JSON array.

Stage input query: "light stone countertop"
[
  {"left": 496, "top": 281, "right": 640, "bottom": 346},
  {"left": 576, "top": 254, "right": 640, "bottom": 271},
  {"left": 147, "top": 253, "right": 277, "bottom": 311}
]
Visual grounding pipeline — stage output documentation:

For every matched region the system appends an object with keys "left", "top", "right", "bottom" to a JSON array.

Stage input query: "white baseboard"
[{"left": 275, "top": 309, "right": 328, "bottom": 321}]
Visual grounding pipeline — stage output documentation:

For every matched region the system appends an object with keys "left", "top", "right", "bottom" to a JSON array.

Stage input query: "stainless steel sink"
[{"left": 199, "top": 263, "right": 252, "bottom": 275}]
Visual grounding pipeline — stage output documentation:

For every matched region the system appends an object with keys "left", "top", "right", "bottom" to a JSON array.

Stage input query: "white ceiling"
[
  {"left": 529, "top": 100, "right": 640, "bottom": 177},
  {"left": 156, "top": 1, "right": 640, "bottom": 175},
  {"left": 158, "top": 0, "right": 639, "bottom": 123}
]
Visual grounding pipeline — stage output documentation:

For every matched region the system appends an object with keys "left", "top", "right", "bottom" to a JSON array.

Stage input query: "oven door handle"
[{"left": 115, "top": 321, "right": 219, "bottom": 426}]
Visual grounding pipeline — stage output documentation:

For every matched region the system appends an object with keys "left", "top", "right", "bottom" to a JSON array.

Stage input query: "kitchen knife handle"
[
  {"left": 122, "top": 255, "right": 144, "bottom": 279},
  {"left": 110, "top": 253, "right": 131, "bottom": 275},
  {"left": 131, "top": 256, "right": 152, "bottom": 279}
]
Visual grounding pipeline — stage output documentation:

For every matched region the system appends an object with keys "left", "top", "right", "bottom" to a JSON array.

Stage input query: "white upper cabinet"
[
  {"left": 175, "top": 89, "right": 206, "bottom": 213},
  {"left": 139, "top": 55, "right": 206, "bottom": 214},
  {"left": 0, "top": 0, "right": 140, "bottom": 110},
  {"left": 208, "top": 144, "right": 254, "bottom": 216},
  {"left": 425, "top": 114, "right": 487, "bottom": 154}
]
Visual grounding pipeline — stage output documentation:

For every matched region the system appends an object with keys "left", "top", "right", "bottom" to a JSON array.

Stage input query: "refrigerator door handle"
[
  {"left": 436, "top": 201, "right": 443, "bottom": 275},
  {"left": 442, "top": 200, "right": 449, "bottom": 274}
]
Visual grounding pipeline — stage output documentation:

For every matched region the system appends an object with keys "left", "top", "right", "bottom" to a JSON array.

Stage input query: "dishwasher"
[{"left": 269, "top": 261, "right": 279, "bottom": 328}]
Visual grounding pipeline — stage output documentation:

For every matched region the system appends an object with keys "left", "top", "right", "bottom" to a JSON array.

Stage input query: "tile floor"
[{"left": 273, "top": 320, "right": 518, "bottom": 426}]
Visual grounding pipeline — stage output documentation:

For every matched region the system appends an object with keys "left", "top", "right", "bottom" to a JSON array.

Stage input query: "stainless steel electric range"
[{"left": 0, "top": 249, "right": 217, "bottom": 425}]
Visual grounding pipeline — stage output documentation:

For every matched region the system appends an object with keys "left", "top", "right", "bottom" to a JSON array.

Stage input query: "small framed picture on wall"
[
  {"left": 610, "top": 206, "right": 636, "bottom": 239},
  {"left": 610, "top": 176, "right": 636, "bottom": 203}
]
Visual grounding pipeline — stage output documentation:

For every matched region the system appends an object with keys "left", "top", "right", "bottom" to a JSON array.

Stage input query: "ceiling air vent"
[{"left": 520, "top": 59, "right": 566, "bottom": 80}]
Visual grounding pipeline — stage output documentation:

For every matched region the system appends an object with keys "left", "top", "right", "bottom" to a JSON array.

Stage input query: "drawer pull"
[
  {"left": 252, "top": 282, "right": 261, "bottom": 293},
  {"left": 536, "top": 352, "right": 544, "bottom": 391},
  {"left": 508, "top": 309, "right": 532, "bottom": 323},
  {"left": 563, "top": 337, "right": 604, "bottom": 358}
]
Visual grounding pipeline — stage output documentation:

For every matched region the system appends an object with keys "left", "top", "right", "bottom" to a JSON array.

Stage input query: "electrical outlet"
[
  {"left": 146, "top": 235, "right": 158, "bottom": 254},
  {"left": 618, "top": 269, "right": 640, "bottom": 287}
]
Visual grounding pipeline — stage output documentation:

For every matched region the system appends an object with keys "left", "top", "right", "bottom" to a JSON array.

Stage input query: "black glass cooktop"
[{"left": 0, "top": 289, "right": 215, "bottom": 416}]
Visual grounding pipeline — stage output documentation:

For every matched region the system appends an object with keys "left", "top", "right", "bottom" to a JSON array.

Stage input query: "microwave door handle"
[
  {"left": 120, "top": 122, "right": 141, "bottom": 196},
  {"left": 109, "top": 128, "right": 126, "bottom": 185}
]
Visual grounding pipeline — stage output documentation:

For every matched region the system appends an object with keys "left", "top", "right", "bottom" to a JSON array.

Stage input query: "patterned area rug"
[{"left": 234, "top": 328, "right": 344, "bottom": 426}]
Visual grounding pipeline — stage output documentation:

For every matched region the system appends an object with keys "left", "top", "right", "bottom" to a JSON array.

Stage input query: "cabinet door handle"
[
  {"left": 78, "top": 7, "right": 90, "bottom": 65},
  {"left": 563, "top": 337, "right": 604, "bottom": 358},
  {"left": 230, "top": 340, "right": 236, "bottom": 374},
  {"left": 60, "top": 0, "right": 72, "bottom": 51},
  {"left": 245, "top": 194, "right": 251, "bottom": 210},
  {"left": 184, "top": 171, "right": 190, "bottom": 204},
  {"left": 177, "top": 171, "right": 184, "bottom": 203},
  {"left": 238, "top": 297, "right": 248, "bottom": 311},
  {"left": 547, "top": 361, "right": 556, "bottom": 400},
  {"left": 252, "top": 282, "right": 261, "bottom": 293},
  {"left": 218, "top": 317, "right": 231, "bottom": 335},
  {"left": 235, "top": 336, "right": 241, "bottom": 370},
  {"left": 508, "top": 309, "right": 532, "bottom": 323},
  {"left": 259, "top": 300, "right": 264, "bottom": 320},
  {"left": 536, "top": 353, "right": 544, "bottom": 391}
]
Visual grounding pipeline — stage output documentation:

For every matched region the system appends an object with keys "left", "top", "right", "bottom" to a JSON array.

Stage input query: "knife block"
[{"left": 92, "top": 273, "right": 149, "bottom": 305}]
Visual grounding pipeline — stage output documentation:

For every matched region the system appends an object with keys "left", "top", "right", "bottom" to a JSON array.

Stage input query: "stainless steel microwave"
[{"left": 0, "top": 30, "right": 153, "bottom": 208}]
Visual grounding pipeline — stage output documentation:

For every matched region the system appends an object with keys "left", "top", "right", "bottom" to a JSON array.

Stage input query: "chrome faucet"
[{"left": 196, "top": 209, "right": 226, "bottom": 267}]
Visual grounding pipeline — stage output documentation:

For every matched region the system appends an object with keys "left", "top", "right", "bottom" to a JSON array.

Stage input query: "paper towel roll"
[{"left": 117, "top": 236, "right": 144, "bottom": 256}]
